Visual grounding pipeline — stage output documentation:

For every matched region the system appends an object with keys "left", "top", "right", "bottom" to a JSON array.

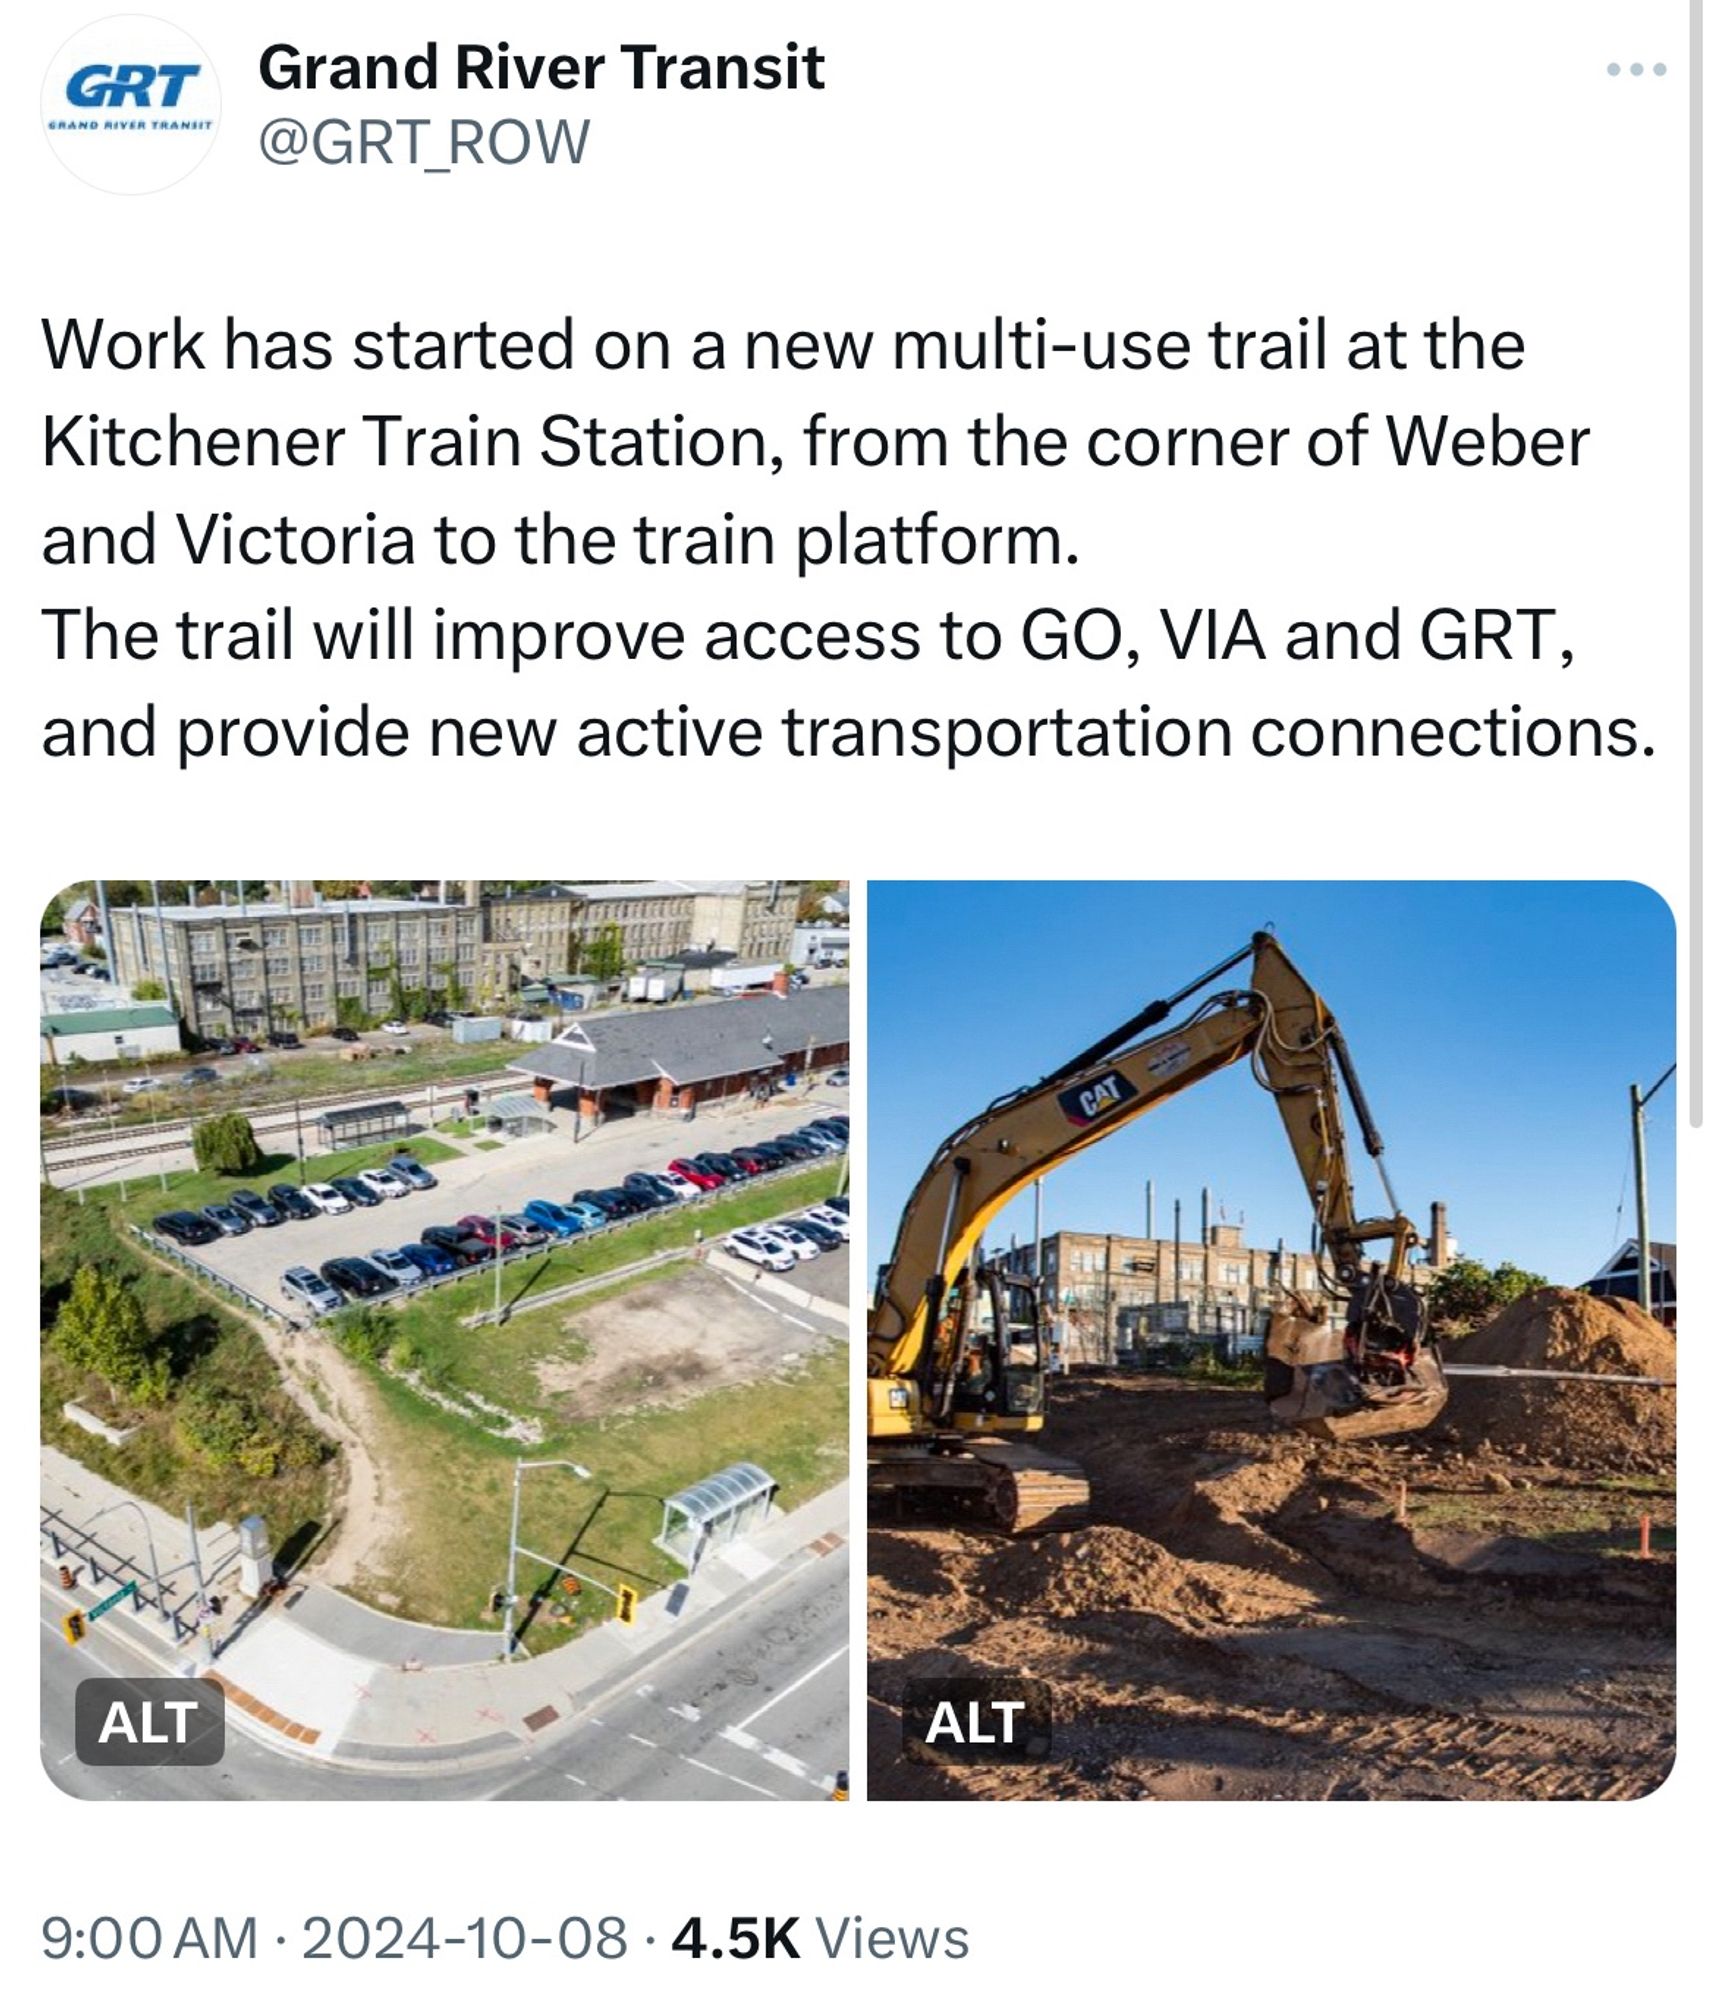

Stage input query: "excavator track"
[
  {"left": 869, "top": 1438, "right": 1092, "bottom": 1535},
  {"left": 976, "top": 1441, "right": 1091, "bottom": 1536}
]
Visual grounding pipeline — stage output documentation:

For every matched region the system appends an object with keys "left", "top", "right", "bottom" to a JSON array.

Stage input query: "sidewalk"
[{"left": 42, "top": 1450, "right": 848, "bottom": 1773}]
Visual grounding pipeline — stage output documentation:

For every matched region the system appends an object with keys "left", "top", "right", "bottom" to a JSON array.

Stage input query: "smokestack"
[
  {"left": 1201, "top": 1186, "right": 1211, "bottom": 1246},
  {"left": 1430, "top": 1201, "right": 1450, "bottom": 1269},
  {"left": 1145, "top": 1178, "right": 1155, "bottom": 1238}
]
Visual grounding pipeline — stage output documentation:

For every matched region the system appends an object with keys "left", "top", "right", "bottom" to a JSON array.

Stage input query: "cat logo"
[{"left": 1056, "top": 1068, "right": 1140, "bottom": 1128}]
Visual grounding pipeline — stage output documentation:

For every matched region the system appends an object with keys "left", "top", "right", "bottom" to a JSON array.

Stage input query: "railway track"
[{"left": 41, "top": 1069, "right": 517, "bottom": 1173}]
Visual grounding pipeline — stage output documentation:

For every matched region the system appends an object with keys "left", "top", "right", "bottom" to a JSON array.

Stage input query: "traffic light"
[
  {"left": 615, "top": 1585, "right": 638, "bottom": 1627},
  {"left": 61, "top": 1611, "right": 85, "bottom": 1647}
]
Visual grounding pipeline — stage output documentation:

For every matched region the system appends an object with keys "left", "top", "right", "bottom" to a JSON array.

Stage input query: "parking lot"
[{"left": 180, "top": 1087, "right": 850, "bottom": 1308}]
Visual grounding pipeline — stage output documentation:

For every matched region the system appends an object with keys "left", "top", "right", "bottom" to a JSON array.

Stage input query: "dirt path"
[
  {"left": 869, "top": 1374, "right": 1675, "bottom": 1801},
  {"left": 264, "top": 1327, "right": 412, "bottom": 1596}
]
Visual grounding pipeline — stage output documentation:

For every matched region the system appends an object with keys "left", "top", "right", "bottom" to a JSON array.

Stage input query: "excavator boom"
[{"left": 867, "top": 932, "right": 1448, "bottom": 1529}]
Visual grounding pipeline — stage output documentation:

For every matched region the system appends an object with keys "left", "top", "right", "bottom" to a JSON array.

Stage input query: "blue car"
[
  {"left": 398, "top": 1240, "right": 457, "bottom": 1279},
  {"left": 564, "top": 1198, "right": 609, "bottom": 1231},
  {"left": 388, "top": 1155, "right": 438, "bottom": 1191},
  {"left": 523, "top": 1198, "right": 583, "bottom": 1238}
]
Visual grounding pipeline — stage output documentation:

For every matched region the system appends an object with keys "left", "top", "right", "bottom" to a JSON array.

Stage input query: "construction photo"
[{"left": 866, "top": 882, "right": 1675, "bottom": 1802}]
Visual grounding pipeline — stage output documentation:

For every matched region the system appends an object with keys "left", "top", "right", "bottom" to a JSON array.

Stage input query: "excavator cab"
[
  {"left": 1264, "top": 1267, "right": 1449, "bottom": 1441},
  {"left": 937, "top": 1264, "right": 1050, "bottom": 1426}
]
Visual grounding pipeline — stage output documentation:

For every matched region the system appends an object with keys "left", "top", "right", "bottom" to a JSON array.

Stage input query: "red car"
[
  {"left": 728, "top": 1151, "right": 768, "bottom": 1175},
  {"left": 669, "top": 1157, "right": 723, "bottom": 1191},
  {"left": 456, "top": 1213, "right": 520, "bottom": 1250},
  {"left": 231, "top": 1036, "right": 261, "bottom": 1054}
]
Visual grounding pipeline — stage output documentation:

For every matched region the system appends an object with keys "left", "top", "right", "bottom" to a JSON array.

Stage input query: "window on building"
[{"left": 1221, "top": 1263, "right": 1246, "bottom": 1286}]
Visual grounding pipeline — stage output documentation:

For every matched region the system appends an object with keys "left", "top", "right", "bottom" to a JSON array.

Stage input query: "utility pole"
[{"left": 1630, "top": 1066, "right": 1675, "bottom": 1319}]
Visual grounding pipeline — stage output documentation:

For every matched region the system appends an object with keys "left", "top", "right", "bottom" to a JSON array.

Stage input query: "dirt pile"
[
  {"left": 980, "top": 1525, "right": 1225, "bottom": 1623},
  {"left": 1441, "top": 1287, "right": 1676, "bottom": 1470}
]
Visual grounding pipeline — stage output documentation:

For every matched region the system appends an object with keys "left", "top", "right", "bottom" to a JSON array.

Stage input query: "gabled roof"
[{"left": 505, "top": 985, "right": 848, "bottom": 1090}]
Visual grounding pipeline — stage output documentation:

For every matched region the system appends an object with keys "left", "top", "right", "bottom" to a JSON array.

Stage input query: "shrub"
[{"left": 191, "top": 1112, "right": 262, "bottom": 1176}]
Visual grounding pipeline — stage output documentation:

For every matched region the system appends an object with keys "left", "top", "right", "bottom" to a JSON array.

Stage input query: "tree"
[
  {"left": 584, "top": 922, "right": 628, "bottom": 982},
  {"left": 52, "top": 1267, "right": 168, "bottom": 1405},
  {"left": 192, "top": 1111, "right": 262, "bottom": 1176},
  {"left": 42, "top": 890, "right": 69, "bottom": 934},
  {"left": 133, "top": 977, "right": 166, "bottom": 1001},
  {"left": 1427, "top": 1256, "right": 1547, "bottom": 1337}
]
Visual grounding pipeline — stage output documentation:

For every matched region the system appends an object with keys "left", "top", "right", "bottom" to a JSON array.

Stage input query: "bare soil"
[
  {"left": 869, "top": 1372, "right": 1675, "bottom": 1801},
  {"left": 535, "top": 1264, "right": 832, "bottom": 1421}
]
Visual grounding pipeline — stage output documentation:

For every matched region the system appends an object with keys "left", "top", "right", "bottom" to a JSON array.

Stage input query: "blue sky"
[{"left": 866, "top": 882, "right": 1676, "bottom": 1286}]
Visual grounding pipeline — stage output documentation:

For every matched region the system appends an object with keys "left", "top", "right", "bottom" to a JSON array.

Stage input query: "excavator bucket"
[{"left": 1263, "top": 1303, "right": 1450, "bottom": 1442}]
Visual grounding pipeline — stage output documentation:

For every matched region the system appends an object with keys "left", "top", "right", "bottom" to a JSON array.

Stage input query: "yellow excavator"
[{"left": 867, "top": 932, "right": 1450, "bottom": 1533}]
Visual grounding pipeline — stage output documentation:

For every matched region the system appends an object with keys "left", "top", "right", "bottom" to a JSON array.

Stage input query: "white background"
[{"left": 5, "top": 4, "right": 1703, "bottom": 1995}]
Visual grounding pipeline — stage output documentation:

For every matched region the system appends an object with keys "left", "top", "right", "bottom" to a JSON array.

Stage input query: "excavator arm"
[{"left": 868, "top": 933, "right": 1446, "bottom": 1454}]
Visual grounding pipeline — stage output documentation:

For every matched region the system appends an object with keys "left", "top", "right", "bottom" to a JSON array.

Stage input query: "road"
[{"left": 42, "top": 1542, "right": 849, "bottom": 1801}]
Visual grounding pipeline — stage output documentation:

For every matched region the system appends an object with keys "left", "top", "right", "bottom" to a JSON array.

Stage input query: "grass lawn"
[
  {"left": 354, "top": 1336, "right": 846, "bottom": 1644},
  {"left": 330, "top": 1162, "right": 849, "bottom": 1638},
  {"left": 87, "top": 1135, "right": 460, "bottom": 1219},
  {"left": 41, "top": 1192, "right": 334, "bottom": 1554}
]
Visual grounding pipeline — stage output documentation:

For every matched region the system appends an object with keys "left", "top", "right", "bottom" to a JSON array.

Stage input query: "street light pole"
[{"left": 1630, "top": 1065, "right": 1676, "bottom": 1320}]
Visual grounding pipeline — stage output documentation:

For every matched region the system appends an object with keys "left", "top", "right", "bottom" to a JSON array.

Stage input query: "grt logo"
[
  {"left": 73, "top": 1678, "right": 226, "bottom": 1766},
  {"left": 67, "top": 62, "right": 201, "bottom": 108}
]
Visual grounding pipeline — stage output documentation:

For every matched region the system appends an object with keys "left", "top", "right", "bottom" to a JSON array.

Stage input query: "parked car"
[
  {"left": 669, "top": 1157, "right": 724, "bottom": 1191},
  {"left": 230, "top": 1037, "right": 261, "bottom": 1055},
  {"left": 573, "top": 1187, "right": 628, "bottom": 1220},
  {"left": 725, "top": 1228, "right": 796, "bottom": 1273},
  {"left": 654, "top": 1168, "right": 701, "bottom": 1202},
  {"left": 499, "top": 1211, "right": 550, "bottom": 1246},
  {"left": 828, "top": 1193, "right": 850, "bottom": 1214},
  {"left": 523, "top": 1198, "right": 584, "bottom": 1238},
  {"left": 380, "top": 1019, "right": 411, "bottom": 1036},
  {"left": 329, "top": 1175, "right": 381, "bottom": 1209},
  {"left": 202, "top": 1203, "right": 251, "bottom": 1237},
  {"left": 563, "top": 1198, "right": 610, "bottom": 1231},
  {"left": 369, "top": 1246, "right": 426, "bottom": 1290},
  {"left": 122, "top": 1076, "right": 163, "bottom": 1095},
  {"left": 357, "top": 1167, "right": 408, "bottom": 1201},
  {"left": 803, "top": 1204, "right": 850, "bottom": 1240},
  {"left": 154, "top": 1209, "right": 220, "bottom": 1247},
  {"left": 425, "top": 1009, "right": 453, "bottom": 1028},
  {"left": 398, "top": 1240, "right": 457, "bottom": 1279},
  {"left": 789, "top": 1127, "right": 841, "bottom": 1156},
  {"left": 791, "top": 1216, "right": 845, "bottom": 1252},
  {"left": 182, "top": 1066, "right": 221, "bottom": 1087},
  {"left": 692, "top": 1152, "right": 745, "bottom": 1184},
  {"left": 303, "top": 1182, "right": 352, "bottom": 1216},
  {"left": 621, "top": 1172, "right": 678, "bottom": 1210},
  {"left": 267, "top": 1030, "right": 302, "bottom": 1050},
  {"left": 767, "top": 1221, "right": 822, "bottom": 1261},
  {"left": 767, "top": 1135, "right": 821, "bottom": 1162},
  {"left": 329, "top": 1025, "right": 360, "bottom": 1043},
  {"left": 456, "top": 1214, "right": 520, "bottom": 1250},
  {"left": 827, "top": 1066, "right": 850, "bottom": 1087},
  {"left": 387, "top": 1154, "right": 438, "bottom": 1191},
  {"left": 320, "top": 1256, "right": 395, "bottom": 1300},
  {"left": 230, "top": 1189, "right": 282, "bottom": 1228},
  {"left": 420, "top": 1225, "right": 489, "bottom": 1267},
  {"left": 268, "top": 1182, "right": 317, "bottom": 1220},
  {"left": 281, "top": 1265, "right": 344, "bottom": 1316}
]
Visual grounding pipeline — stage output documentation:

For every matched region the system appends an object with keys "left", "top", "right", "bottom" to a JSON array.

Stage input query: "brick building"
[
  {"left": 504, "top": 983, "right": 849, "bottom": 1128},
  {"left": 1001, "top": 1203, "right": 1450, "bottom": 1366}
]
